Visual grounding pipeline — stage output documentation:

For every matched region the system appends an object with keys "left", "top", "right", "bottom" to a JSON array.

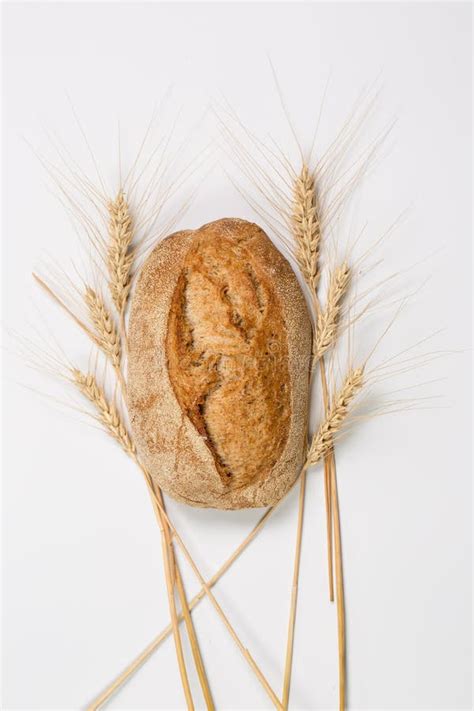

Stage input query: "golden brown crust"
[{"left": 127, "top": 218, "right": 312, "bottom": 509}]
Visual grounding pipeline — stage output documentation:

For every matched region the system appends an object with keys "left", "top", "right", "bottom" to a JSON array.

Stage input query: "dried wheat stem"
[
  {"left": 72, "top": 370, "right": 134, "bottom": 454},
  {"left": 88, "top": 358, "right": 361, "bottom": 710},
  {"left": 283, "top": 359, "right": 362, "bottom": 711},
  {"left": 331, "top": 454, "right": 346, "bottom": 711},
  {"left": 152, "top": 486, "right": 195, "bottom": 710},
  {"left": 75, "top": 369, "right": 271, "bottom": 706},
  {"left": 290, "top": 165, "right": 335, "bottom": 598},
  {"left": 72, "top": 369, "right": 195, "bottom": 708},
  {"left": 107, "top": 191, "right": 134, "bottom": 318},
  {"left": 284, "top": 163, "right": 333, "bottom": 708},
  {"left": 136, "top": 461, "right": 284, "bottom": 711},
  {"left": 315, "top": 349, "right": 347, "bottom": 711},
  {"left": 307, "top": 367, "right": 365, "bottom": 465},
  {"left": 88, "top": 354, "right": 363, "bottom": 711},
  {"left": 315, "top": 365, "right": 335, "bottom": 602},
  {"left": 282, "top": 347, "right": 334, "bottom": 707},
  {"left": 156, "top": 485, "right": 214, "bottom": 709},
  {"left": 87, "top": 507, "right": 275, "bottom": 710},
  {"left": 174, "top": 556, "right": 215, "bottom": 710},
  {"left": 84, "top": 287, "right": 121, "bottom": 369},
  {"left": 282, "top": 470, "right": 307, "bottom": 710},
  {"left": 313, "top": 351, "right": 335, "bottom": 603},
  {"left": 314, "top": 263, "right": 351, "bottom": 363},
  {"left": 106, "top": 193, "right": 208, "bottom": 706},
  {"left": 308, "top": 367, "right": 364, "bottom": 711},
  {"left": 314, "top": 367, "right": 363, "bottom": 711},
  {"left": 291, "top": 164, "right": 321, "bottom": 290},
  {"left": 324, "top": 445, "right": 334, "bottom": 601}
]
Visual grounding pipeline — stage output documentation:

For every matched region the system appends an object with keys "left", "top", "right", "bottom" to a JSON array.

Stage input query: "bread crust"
[{"left": 127, "top": 218, "right": 312, "bottom": 509}]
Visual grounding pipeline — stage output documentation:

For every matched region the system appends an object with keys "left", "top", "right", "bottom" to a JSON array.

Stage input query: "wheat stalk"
[
  {"left": 33, "top": 144, "right": 215, "bottom": 708},
  {"left": 84, "top": 287, "right": 121, "bottom": 368},
  {"left": 88, "top": 359, "right": 366, "bottom": 708},
  {"left": 105, "top": 190, "right": 201, "bottom": 708},
  {"left": 72, "top": 366, "right": 197, "bottom": 707},
  {"left": 107, "top": 190, "right": 217, "bottom": 708},
  {"left": 282, "top": 469, "right": 306, "bottom": 710},
  {"left": 153, "top": 486, "right": 195, "bottom": 710},
  {"left": 314, "top": 263, "right": 351, "bottom": 363},
  {"left": 283, "top": 158, "right": 337, "bottom": 709},
  {"left": 39, "top": 184, "right": 211, "bottom": 707},
  {"left": 73, "top": 360, "right": 279, "bottom": 708},
  {"left": 71, "top": 358, "right": 287, "bottom": 709},
  {"left": 291, "top": 164, "right": 321, "bottom": 290},
  {"left": 107, "top": 191, "right": 134, "bottom": 316},
  {"left": 284, "top": 165, "right": 356, "bottom": 710},
  {"left": 72, "top": 369, "right": 134, "bottom": 454},
  {"left": 307, "top": 365, "right": 364, "bottom": 711},
  {"left": 307, "top": 367, "right": 365, "bottom": 465},
  {"left": 87, "top": 506, "right": 276, "bottom": 709},
  {"left": 138, "top": 463, "right": 285, "bottom": 710}
]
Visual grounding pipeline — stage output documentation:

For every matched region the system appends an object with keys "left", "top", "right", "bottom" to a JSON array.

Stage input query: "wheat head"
[
  {"left": 307, "top": 366, "right": 364, "bottom": 466},
  {"left": 107, "top": 191, "right": 134, "bottom": 315},
  {"left": 84, "top": 287, "right": 121, "bottom": 368},
  {"left": 72, "top": 369, "right": 134, "bottom": 455},
  {"left": 291, "top": 164, "right": 321, "bottom": 290},
  {"left": 314, "top": 263, "right": 351, "bottom": 362}
]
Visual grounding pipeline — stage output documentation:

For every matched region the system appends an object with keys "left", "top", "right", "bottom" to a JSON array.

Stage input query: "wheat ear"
[
  {"left": 107, "top": 191, "right": 134, "bottom": 317},
  {"left": 84, "top": 287, "right": 121, "bottom": 369},
  {"left": 72, "top": 370, "right": 134, "bottom": 454},
  {"left": 291, "top": 164, "right": 321, "bottom": 290},
  {"left": 314, "top": 263, "right": 351, "bottom": 363},
  {"left": 308, "top": 367, "right": 365, "bottom": 464}
]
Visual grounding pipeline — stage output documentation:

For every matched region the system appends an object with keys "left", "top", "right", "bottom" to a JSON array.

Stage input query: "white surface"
[{"left": 2, "top": 2, "right": 472, "bottom": 710}]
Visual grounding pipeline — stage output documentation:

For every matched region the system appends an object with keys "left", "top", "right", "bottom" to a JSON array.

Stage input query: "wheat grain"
[
  {"left": 84, "top": 287, "right": 121, "bottom": 368},
  {"left": 307, "top": 367, "right": 364, "bottom": 466},
  {"left": 291, "top": 164, "right": 321, "bottom": 290},
  {"left": 314, "top": 263, "right": 351, "bottom": 362},
  {"left": 72, "top": 369, "right": 134, "bottom": 454},
  {"left": 107, "top": 191, "right": 134, "bottom": 315}
]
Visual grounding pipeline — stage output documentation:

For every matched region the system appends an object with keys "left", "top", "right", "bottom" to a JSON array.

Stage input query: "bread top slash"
[
  {"left": 127, "top": 218, "right": 312, "bottom": 509},
  {"left": 166, "top": 221, "right": 291, "bottom": 491}
]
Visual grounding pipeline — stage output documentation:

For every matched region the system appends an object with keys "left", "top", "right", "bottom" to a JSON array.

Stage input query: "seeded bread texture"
[{"left": 127, "top": 218, "right": 312, "bottom": 509}]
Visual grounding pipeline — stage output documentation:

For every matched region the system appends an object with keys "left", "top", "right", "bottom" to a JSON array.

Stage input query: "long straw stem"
[
  {"left": 280, "top": 263, "right": 336, "bottom": 706},
  {"left": 148, "top": 485, "right": 195, "bottom": 709},
  {"left": 316, "top": 328, "right": 346, "bottom": 711},
  {"left": 283, "top": 158, "right": 346, "bottom": 708},
  {"left": 137, "top": 460, "right": 283, "bottom": 710},
  {"left": 319, "top": 362, "right": 335, "bottom": 602},
  {"left": 330, "top": 460, "right": 346, "bottom": 711},
  {"left": 282, "top": 470, "right": 307, "bottom": 709},
  {"left": 174, "top": 556, "right": 215, "bottom": 709},
  {"left": 87, "top": 507, "right": 275, "bottom": 710}
]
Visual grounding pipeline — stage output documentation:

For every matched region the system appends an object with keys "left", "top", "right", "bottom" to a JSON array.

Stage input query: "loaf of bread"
[{"left": 127, "top": 218, "right": 312, "bottom": 509}]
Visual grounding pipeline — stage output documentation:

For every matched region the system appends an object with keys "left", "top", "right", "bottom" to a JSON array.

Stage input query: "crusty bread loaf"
[{"left": 127, "top": 218, "right": 312, "bottom": 509}]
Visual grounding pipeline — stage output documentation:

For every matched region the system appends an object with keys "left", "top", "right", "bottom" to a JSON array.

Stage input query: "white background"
[{"left": 2, "top": 2, "right": 472, "bottom": 710}]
